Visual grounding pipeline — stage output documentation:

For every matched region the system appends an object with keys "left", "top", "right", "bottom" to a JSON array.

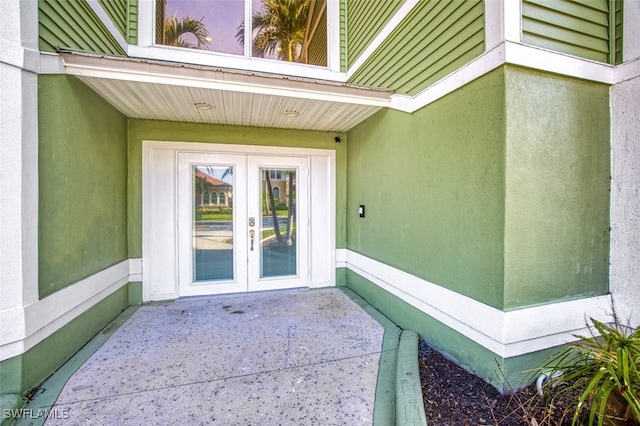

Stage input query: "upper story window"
[
  {"left": 155, "top": 0, "right": 327, "bottom": 67},
  {"left": 269, "top": 170, "right": 283, "bottom": 180}
]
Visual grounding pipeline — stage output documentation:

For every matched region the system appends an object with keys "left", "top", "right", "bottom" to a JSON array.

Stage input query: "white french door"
[{"left": 177, "top": 153, "right": 309, "bottom": 296}]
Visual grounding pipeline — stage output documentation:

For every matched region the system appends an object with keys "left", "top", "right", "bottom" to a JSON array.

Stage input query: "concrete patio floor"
[{"left": 18, "top": 288, "right": 391, "bottom": 425}]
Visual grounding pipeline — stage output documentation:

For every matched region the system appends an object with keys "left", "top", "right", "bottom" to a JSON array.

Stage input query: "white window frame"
[{"left": 134, "top": 0, "right": 344, "bottom": 79}]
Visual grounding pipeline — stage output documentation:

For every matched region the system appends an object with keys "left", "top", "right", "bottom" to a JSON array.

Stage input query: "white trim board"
[
  {"left": 142, "top": 141, "right": 337, "bottom": 302},
  {"left": 390, "top": 41, "right": 616, "bottom": 114},
  {"left": 0, "top": 259, "right": 142, "bottom": 361},
  {"left": 337, "top": 249, "right": 612, "bottom": 358}
]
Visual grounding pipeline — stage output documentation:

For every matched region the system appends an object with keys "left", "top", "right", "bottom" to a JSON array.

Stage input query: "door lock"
[{"left": 249, "top": 217, "right": 255, "bottom": 227}]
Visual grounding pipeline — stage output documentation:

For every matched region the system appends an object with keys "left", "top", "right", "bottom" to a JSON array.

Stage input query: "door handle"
[{"left": 249, "top": 229, "right": 255, "bottom": 251}]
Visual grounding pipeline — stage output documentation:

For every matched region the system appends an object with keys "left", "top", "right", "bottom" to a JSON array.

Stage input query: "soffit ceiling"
[{"left": 61, "top": 53, "right": 392, "bottom": 133}]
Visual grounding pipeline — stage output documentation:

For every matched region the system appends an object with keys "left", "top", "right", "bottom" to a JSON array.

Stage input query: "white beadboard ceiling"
[{"left": 61, "top": 53, "right": 392, "bottom": 132}]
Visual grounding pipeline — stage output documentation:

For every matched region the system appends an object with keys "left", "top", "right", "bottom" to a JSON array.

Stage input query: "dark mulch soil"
[{"left": 418, "top": 339, "right": 582, "bottom": 426}]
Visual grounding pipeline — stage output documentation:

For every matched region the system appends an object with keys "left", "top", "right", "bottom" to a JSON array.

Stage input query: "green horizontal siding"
[
  {"left": 95, "top": 0, "right": 138, "bottom": 44},
  {"left": 345, "top": 0, "right": 404, "bottom": 69},
  {"left": 522, "top": 0, "right": 616, "bottom": 64},
  {"left": 127, "top": 0, "right": 138, "bottom": 44},
  {"left": 98, "top": 0, "right": 126, "bottom": 37},
  {"left": 349, "top": 0, "right": 484, "bottom": 95},
  {"left": 614, "top": 0, "right": 623, "bottom": 64},
  {"left": 39, "top": 0, "right": 126, "bottom": 55}
]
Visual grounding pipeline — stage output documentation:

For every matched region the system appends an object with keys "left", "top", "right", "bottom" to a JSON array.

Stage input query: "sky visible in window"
[
  {"left": 165, "top": 0, "right": 272, "bottom": 57},
  {"left": 165, "top": 0, "right": 243, "bottom": 54}
]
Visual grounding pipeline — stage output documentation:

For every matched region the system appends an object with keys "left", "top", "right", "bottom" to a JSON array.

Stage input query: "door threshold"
[{"left": 175, "top": 287, "right": 310, "bottom": 302}]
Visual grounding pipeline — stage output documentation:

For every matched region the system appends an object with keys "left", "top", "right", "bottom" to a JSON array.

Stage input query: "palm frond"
[{"left": 163, "top": 12, "right": 210, "bottom": 50}]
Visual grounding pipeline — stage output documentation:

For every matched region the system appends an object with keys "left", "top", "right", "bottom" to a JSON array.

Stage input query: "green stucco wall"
[
  {"left": 0, "top": 285, "right": 129, "bottom": 395},
  {"left": 127, "top": 121, "right": 347, "bottom": 258},
  {"left": 346, "top": 66, "right": 610, "bottom": 311},
  {"left": 347, "top": 68, "right": 507, "bottom": 309},
  {"left": 503, "top": 66, "right": 610, "bottom": 309},
  {"left": 38, "top": 75, "right": 128, "bottom": 298}
]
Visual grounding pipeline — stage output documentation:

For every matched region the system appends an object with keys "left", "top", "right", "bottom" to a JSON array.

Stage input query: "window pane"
[
  {"left": 260, "top": 168, "right": 297, "bottom": 278},
  {"left": 250, "top": 0, "right": 327, "bottom": 65},
  {"left": 156, "top": 0, "right": 327, "bottom": 66},
  {"left": 157, "top": 0, "right": 244, "bottom": 55},
  {"left": 193, "top": 166, "right": 234, "bottom": 282}
]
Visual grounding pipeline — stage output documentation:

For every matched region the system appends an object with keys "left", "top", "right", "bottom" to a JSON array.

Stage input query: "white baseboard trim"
[
  {"left": 337, "top": 249, "right": 612, "bottom": 358},
  {"left": 0, "top": 258, "right": 142, "bottom": 361}
]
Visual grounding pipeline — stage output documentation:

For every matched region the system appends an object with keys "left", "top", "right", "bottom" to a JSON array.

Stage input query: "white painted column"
[{"left": 0, "top": 0, "right": 40, "bottom": 359}]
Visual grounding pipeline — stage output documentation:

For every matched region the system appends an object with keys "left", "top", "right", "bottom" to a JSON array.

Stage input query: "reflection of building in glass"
[
  {"left": 195, "top": 169, "right": 232, "bottom": 208},
  {"left": 263, "top": 169, "right": 295, "bottom": 207}
]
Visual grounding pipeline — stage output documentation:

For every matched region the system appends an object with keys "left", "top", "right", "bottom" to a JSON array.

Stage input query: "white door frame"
[{"left": 142, "top": 141, "right": 336, "bottom": 302}]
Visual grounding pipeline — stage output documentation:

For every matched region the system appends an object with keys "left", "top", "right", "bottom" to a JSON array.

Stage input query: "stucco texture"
[
  {"left": 503, "top": 66, "right": 610, "bottom": 309},
  {"left": 611, "top": 73, "right": 640, "bottom": 326},
  {"left": 38, "top": 75, "right": 128, "bottom": 298},
  {"left": 347, "top": 68, "right": 507, "bottom": 309},
  {"left": 346, "top": 66, "right": 610, "bottom": 310}
]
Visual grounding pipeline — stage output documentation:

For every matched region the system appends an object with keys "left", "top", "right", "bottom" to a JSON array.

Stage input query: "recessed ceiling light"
[
  {"left": 283, "top": 110, "right": 299, "bottom": 117},
  {"left": 195, "top": 102, "right": 213, "bottom": 110}
]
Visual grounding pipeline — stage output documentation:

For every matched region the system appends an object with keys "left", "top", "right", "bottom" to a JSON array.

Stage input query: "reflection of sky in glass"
[
  {"left": 166, "top": 0, "right": 243, "bottom": 54},
  {"left": 197, "top": 166, "right": 233, "bottom": 184},
  {"left": 164, "top": 0, "right": 279, "bottom": 59}
]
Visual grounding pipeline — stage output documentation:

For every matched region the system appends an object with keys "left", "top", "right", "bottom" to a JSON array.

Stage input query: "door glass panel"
[
  {"left": 260, "top": 167, "right": 297, "bottom": 278},
  {"left": 193, "top": 166, "right": 234, "bottom": 282}
]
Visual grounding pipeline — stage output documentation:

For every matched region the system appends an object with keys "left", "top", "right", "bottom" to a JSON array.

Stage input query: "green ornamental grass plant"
[{"left": 538, "top": 314, "right": 640, "bottom": 425}]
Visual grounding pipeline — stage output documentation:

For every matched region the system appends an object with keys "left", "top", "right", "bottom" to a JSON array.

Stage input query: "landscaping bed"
[{"left": 418, "top": 340, "right": 584, "bottom": 426}]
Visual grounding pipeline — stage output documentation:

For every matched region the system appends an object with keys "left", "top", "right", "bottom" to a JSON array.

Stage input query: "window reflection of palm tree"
[
  {"left": 264, "top": 171, "right": 295, "bottom": 246},
  {"left": 236, "top": 0, "right": 309, "bottom": 62},
  {"left": 163, "top": 12, "right": 210, "bottom": 49}
]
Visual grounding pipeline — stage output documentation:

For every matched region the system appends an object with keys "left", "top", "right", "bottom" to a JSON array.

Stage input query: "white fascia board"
[
  {"left": 86, "top": 0, "right": 129, "bottom": 53},
  {"left": 342, "top": 250, "right": 612, "bottom": 358},
  {"left": 128, "top": 45, "right": 348, "bottom": 83},
  {"left": 62, "top": 55, "right": 390, "bottom": 107},
  {"left": 346, "top": 0, "right": 420, "bottom": 80}
]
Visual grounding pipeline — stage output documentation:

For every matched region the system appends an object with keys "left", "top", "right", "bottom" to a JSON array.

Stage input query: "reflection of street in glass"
[{"left": 194, "top": 221, "right": 233, "bottom": 250}]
